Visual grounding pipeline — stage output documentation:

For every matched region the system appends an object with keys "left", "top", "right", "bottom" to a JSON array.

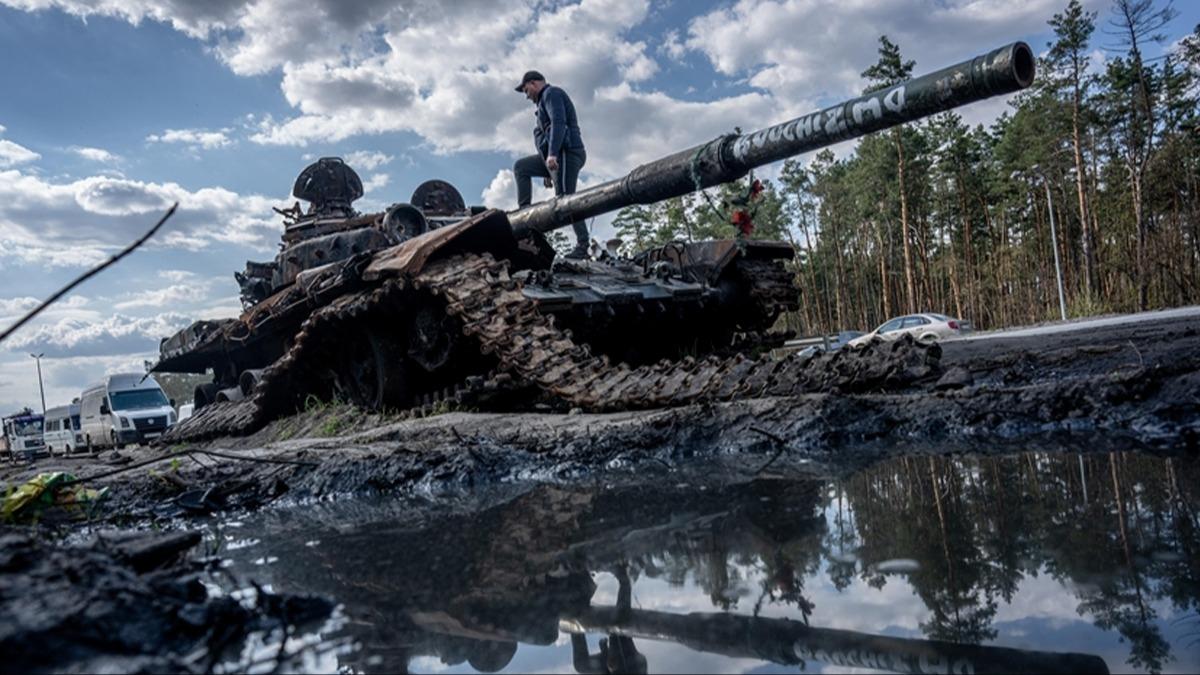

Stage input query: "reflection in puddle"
[{"left": 217, "top": 452, "right": 1199, "bottom": 674}]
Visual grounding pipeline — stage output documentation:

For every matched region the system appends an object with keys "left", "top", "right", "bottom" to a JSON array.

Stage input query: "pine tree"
[
  {"left": 1049, "top": 0, "right": 1099, "bottom": 298},
  {"left": 863, "top": 36, "right": 919, "bottom": 313}
]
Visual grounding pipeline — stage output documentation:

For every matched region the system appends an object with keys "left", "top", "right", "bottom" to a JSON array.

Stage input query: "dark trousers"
[{"left": 514, "top": 147, "right": 588, "bottom": 246}]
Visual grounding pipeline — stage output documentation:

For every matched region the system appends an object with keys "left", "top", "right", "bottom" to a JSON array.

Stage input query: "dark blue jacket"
[{"left": 534, "top": 84, "right": 584, "bottom": 158}]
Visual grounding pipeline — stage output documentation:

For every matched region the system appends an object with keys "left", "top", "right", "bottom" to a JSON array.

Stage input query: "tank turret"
[{"left": 235, "top": 159, "right": 483, "bottom": 307}]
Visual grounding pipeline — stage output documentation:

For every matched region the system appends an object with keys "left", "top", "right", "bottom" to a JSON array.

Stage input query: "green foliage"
[
  {"left": 1068, "top": 292, "right": 1109, "bottom": 319},
  {"left": 611, "top": 178, "right": 790, "bottom": 256},
  {"left": 153, "top": 372, "right": 210, "bottom": 409},
  {"left": 319, "top": 416, "right": 344, "bottom": 437},
  {"left": 304, "top": 394, "right": 329, "bottom": 413},
  {"left": 614, "top": 9, "right": 1198, "bottom": 335},
  {"left": 774, "top": 10, "right": 1200, "bottom": 335},
  {"left": 861, "top": 35, "right": 915, "bottom": 92}
]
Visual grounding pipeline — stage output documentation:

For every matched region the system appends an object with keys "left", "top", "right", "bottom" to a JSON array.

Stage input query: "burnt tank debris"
[{"left": 155, "top": 43, "right": 1035, "bottom": 443}]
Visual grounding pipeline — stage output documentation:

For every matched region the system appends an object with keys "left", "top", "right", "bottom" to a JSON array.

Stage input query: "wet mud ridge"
[
  {"left": 0, "top": 530, "right": 333, "bottom": 673},
  {"left": 7, "top": 310, "right": 1182, "bottom": 525},
  {"left": 4, "top": 313, "right": 1197, "bottom": 526}
]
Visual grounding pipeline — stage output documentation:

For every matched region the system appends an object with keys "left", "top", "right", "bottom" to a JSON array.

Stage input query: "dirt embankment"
[{"left": 2, "top": 312, "right": 1194, "bottom": 526}]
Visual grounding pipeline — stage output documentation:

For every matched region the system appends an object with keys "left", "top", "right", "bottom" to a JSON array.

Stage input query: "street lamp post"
[
  {"left": 1043, "top": 180, "right": 1068, "bottom": 322},
  {"left": 1024, "top": 164, "right": 1068, "bottom": 322},
  {"left": 30, "top": 353, "right": 46, "bottom": 414}
]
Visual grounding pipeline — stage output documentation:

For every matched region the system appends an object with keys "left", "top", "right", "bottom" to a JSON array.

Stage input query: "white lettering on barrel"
[
  {"left": 733, "top": 137, "right": 749, "bottom": 162},
  {"left": 884, "top": 85, "right": 906, "bottom": 113},
  {"left": 780, "top": 119, "right": 796, "bottom": 142},
  {"left": 798, "top": 114, "right": 814, "bottom": 140},
  {"left": 919, "top": 653, "right": 951, "bottom": 674},
  {"left": 852, "top": 96, "right": 882, "bottom": 125},
  {"left": 824, "top": 106, "right": 848, "bottom": 136}
]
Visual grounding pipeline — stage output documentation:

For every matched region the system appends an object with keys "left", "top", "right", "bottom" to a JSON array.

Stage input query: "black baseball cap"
[{"left": 514, "top": 70, "right": 545, "bottom": 92}]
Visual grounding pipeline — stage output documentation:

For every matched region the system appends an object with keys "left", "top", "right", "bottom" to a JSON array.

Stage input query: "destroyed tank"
[{"left": 157, "top": 42, "right": 1034, "bottom": 441}]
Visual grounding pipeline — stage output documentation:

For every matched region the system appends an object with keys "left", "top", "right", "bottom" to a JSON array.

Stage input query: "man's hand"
[
  {"left": 545, "top": 155, "right": 559, "bottom": 172},
  {"left": 543, "top": 177, "right": 554, "bottom": 188}
]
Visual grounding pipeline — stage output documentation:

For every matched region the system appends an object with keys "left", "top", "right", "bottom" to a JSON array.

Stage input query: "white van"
[
  {"left": 43, "top": 404, "right": 76, "bottom": 455},
  {"left": 80, "top": 373, "right": 177, "bottom": 450},
  {"left": 69, "top": 401, "right": 84, "bottom": 449}
]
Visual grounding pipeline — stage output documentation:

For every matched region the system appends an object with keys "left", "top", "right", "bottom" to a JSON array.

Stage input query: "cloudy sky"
[{"left": 0, "top": 0, "right": 1195, "bottom": 414}]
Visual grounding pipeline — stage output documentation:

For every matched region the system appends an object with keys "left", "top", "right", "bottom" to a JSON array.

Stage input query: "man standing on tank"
[{"left": 513, "top": 70, "right": 589, "bottom": 259}]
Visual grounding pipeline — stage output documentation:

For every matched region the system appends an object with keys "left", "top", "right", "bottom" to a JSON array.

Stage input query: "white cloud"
[
  {"left": 2, "top": 311, "right": 193, "bottom": 358},
  {"left": 146, "top": 127, "right": 233, "bottom": 150},
  {"left": 0, "top": 168, "right": 285, "bottom": 269},
  {"left": 157, "top": 269, "right": 196, "bottom": 282},
  {"left": 661, "top": 29, "right": 687, "bottom": 61},
  {"left": 114, "top": 283, "right": 209, "bottom": 310},
  {"left": 1086, "top": 48, "right": 1108, "bottom": 77},
  {"left": 681, "top": 0, "right": 1078, "bottom": 107},
  {"left": 482, "top": 169, "right": 518, "bottom": 211},
  {"left": 0, "top": 0, "right": 244, "bottom": 37},
  {"left": 74, "top": 176, "right": 176, "bottom": 216},
  {"left": 0, "top": 296, "right": 93, "bottom": 341},
  {"left": 361, "top": 172, "right": 389, "bottom": 194},
  {"left": 4, "top": 0, "right": 1085, "bottom": 230},
  {"left": 72, "top": 146, "right": 121, "bottom": 163},
  {"left": 481, "top": 167, "right": 557, "bottom": 211},
  {"left": 241, "top": 0, "right": 672, "bottom": 169},
  {"left": 0, "top": 296, "right": 39, "bottom": 318},
  {"left": 31, "top": 0, "right": 1051, "bottom": 205},
  {"left": 0, "top": 139, "right": 40, "bottom": 168},
  {"left": 342, "top": 150, "right": 393, "bottom": 171}
]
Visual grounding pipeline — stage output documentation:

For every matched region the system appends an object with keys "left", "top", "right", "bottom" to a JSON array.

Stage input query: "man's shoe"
[{"left": 564, "top": 244, "right": 589, "bottom": 260}]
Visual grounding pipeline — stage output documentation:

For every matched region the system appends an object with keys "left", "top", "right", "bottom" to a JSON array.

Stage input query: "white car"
[{"left": 848, "top": 313, "right": 969, "bottom": 347}]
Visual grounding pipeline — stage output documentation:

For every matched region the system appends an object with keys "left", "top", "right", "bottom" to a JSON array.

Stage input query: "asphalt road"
[
  {"left": 956, "top": 305, "right": 1200, "bottom": 341},
  {"left": 939, "top": 304, "right": 1200, "bottom": 382}
]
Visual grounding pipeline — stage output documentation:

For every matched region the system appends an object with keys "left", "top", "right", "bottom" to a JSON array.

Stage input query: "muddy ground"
[
  {"left": 3, "top": 311, "right": 1198, "bottom": 523},
  {"left": 1, "top": 311, "right": 1197, "bottom": 672}
]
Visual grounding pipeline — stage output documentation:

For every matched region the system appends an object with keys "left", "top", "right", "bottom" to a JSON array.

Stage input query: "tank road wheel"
[
  {"left": 406, "top": 298, "right": 459, "bottom": 373},
  {"left": 332, "top": 329, "right": 410, "bottom": 410},
  {"left": 194, "top": 382, "right": 219, "bottom": 410}
]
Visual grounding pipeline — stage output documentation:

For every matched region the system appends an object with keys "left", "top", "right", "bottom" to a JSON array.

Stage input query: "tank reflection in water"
[{"left": 214, "top": 451, "right": 1199, "bottom": 674}]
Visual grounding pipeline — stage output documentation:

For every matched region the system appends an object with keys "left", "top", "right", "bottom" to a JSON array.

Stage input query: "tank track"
[
  {"left": 732, "top": 258, "right": 801, "bottom": 320},
  {"left": 162, "top": 253, "right": 940, "bottom": 443}
]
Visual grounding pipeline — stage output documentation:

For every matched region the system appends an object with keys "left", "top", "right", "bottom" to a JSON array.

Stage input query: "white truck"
[
  {"left": 79, "top": 374, "right": 177, "bottom": 450},
  {"left": 2, "top": 409, "right": 47, "bottom": 461}
]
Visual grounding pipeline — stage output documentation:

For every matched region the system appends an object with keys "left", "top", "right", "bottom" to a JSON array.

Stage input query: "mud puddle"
[{"left": 207, "top": 450, "right": 1199, "bottom": 674}]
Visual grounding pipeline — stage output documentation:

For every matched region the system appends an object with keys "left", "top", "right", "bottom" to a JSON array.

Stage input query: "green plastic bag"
[{"left": 2, "top": 472, "right": 108, "bottom": 521}]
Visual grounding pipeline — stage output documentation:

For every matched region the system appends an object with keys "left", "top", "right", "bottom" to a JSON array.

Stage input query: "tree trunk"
[
  {"left": 895, "top": 129, "right": 917, "bottom": 313},
  {"left": 876, "top": 221, "right": 891, "bottom": 319},
  {"left": 1071, "top": 84, "right": 1096, "bottom": 299},
  {"left": 1133, "top": 169, "right": 1148, "bottom": 310}
]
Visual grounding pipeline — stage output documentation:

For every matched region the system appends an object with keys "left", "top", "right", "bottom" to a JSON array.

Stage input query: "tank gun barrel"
[{"left": 508, "top": 41, "right": 1034, "bottom": 235}]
